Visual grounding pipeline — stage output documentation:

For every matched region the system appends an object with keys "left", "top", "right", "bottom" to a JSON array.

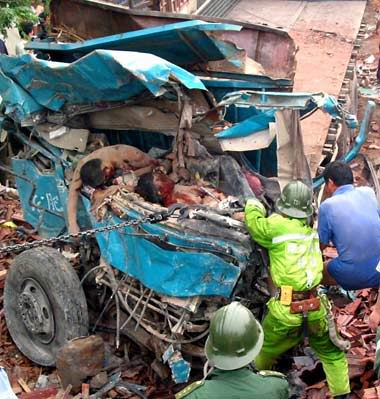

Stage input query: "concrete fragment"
[{"left": 56, "top": 335, "right": 105, "bottom": 390}]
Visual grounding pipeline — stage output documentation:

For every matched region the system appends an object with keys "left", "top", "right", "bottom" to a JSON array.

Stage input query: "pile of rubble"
[
  {"left": 356, "top": 20, "right": 380, "bottom": 104},
  {"left": 337, "top": 290, "right": 378, "bottom": 398},
  {"left": 291, "top": 287, "right": 379, "bottom": 399}
]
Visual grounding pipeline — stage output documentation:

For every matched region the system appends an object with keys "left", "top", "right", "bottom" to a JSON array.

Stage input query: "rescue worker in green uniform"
[
  {"left": 175, "top": 302, "right": 290, "bottom": 399},
  {"left": 245, "top": 180, "right": 350, "bottom": 398}
]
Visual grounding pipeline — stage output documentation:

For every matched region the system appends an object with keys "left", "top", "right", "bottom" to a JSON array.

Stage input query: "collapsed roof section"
[
  {"left": 0, "top": 43, "right": 358, "bottom": 192},
  {"left": 0, "top": 20, "right": 358, "bottom": 193},
  {"left": 48, "top": 0, "right": 297, "bottom": 80},
  {"left": 0, "top": 46, "right": 356, "bottom": 132},
  {"left": 0, "top": 50, "right": 206, "bottom": 123},
  {"left": 27, "top": 20, "right": 244, "bottom": 66}
]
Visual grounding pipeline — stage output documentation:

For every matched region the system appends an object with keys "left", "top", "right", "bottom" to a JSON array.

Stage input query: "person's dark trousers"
[{"left": 0, "top": 39, "right": 8, "bottom": 55}]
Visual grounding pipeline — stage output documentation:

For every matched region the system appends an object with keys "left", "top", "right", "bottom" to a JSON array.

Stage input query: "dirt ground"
[{"left": 229, "top": 0, "right": 367, "bottom": 173}]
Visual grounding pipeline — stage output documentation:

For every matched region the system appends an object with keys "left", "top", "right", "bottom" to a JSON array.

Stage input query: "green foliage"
[{"left": 0, "top": 1, "right": 38, "bottom": 35}]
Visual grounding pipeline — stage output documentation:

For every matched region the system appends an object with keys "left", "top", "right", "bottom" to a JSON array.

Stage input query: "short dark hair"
[
  {"left": 135, "top": 172, "right": 163, "bottom": 204},
  {"left": 38, "top": 12, "right": 47, "bottom": 22},
  {"left": 19, "top": 21, "right": 34, "bottom": 37},
  {"left": 323, "top": 161, "right": 353, "bottom": 186},
  {"left": 80, "top": 158, "right": 105, "bottom": 188}
]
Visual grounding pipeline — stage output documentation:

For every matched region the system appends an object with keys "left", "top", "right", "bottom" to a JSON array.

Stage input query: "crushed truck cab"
[{"left": 0, "top": 20, "right": 363, "bottom": 383}]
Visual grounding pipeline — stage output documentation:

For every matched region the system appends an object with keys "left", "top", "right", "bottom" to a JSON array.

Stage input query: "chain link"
[{"left": 0, "top": 212, "right": 168, "bottom": 255}]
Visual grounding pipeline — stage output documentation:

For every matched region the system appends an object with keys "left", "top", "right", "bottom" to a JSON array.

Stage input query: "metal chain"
[{"left": 0, "top": 212, "right": 169, "bottom": 255}]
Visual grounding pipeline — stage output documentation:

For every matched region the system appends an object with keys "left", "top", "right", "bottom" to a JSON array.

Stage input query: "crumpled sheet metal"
[
  {"left": 216, "top": 91, "right": 358, "bottom": 139},
  {"left": 85, "top": 198, "right": 244, "bottom": 298},
  {"left": 216, "top": 109, "right": 276, "bottom": 140},
  {"left": 0, "top": 50, "right": 206, "bottom": 122},
  {"left": 0, "top": 69, "right": 42, "bottom": 122},
  {"left": 26, "top": 20, "right": 243, "bottom": 67},
  {"left": 162, "top": 345, "right": 191, "bottom": 384},
  {"left": 11, "top": 158, "right": 67, "bottom": 238},
  {"left": 49, "top": 0, "right": 297, "bottom": 80}
]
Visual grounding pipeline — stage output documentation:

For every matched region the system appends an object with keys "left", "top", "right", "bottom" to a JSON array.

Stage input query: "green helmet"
[
  {"left": 276, "top": 180, "right": 313, "bottom": 218},
  {"left": 205, "top": 302, "right": 264, "bottom": 370}
]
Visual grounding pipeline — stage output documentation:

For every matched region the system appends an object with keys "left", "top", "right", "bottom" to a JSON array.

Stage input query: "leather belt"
[{"left": 278, "top": 287, "right": 317, "bottom": 302}]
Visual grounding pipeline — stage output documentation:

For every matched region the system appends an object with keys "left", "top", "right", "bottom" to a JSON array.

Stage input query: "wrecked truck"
[{"left": 0, "top": 20, "right": 364, "bottom": 383}]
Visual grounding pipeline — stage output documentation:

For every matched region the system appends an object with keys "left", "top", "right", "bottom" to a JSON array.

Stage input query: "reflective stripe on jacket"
[
  {"left": 245, "top": 199, "right": 325, "bottom": 323},
  {"left": 245, "top": 199, "right": 323, "bottom": 291}
]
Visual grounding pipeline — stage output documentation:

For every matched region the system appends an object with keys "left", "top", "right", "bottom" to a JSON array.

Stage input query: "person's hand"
[
  {"left": 369, "top": 307, "right": 380, "bottom": 331},
  {"left": 69, "top": 223, "right": 80, "bottom": 236},
  {"left": 245, "top": 197, "right": 267, "bottom": 216},
  {"left": 232, "top": 211, "right": 245, "bottom": 222}
]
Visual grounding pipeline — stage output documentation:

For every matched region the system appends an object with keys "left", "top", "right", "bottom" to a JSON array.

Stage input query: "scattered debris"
[{"left": 293, "top": 288, "right": 380, "bottom": 398}]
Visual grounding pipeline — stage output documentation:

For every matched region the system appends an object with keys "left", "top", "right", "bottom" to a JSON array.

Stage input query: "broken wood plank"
[
  {"left": 82, "top": 383, "right": 90, "bottom": 399},
  {"left": 18, "top": 378, "right": 31, "bottom": 393},
  {"left": 56, "top": 385, "right": 72, "bottom": 399}
]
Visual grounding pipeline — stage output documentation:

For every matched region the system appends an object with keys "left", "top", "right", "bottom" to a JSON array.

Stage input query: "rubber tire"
[{"left": 4, "top": 247, "right": 89, "bottom": 366}]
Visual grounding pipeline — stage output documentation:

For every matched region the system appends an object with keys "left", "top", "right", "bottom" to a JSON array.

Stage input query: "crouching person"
[
  {"left": 176, "top": 302, "right": 289, "bottom": 399},
  {"left": 245, "top": 181, "right": 350, "bottom": 398}
]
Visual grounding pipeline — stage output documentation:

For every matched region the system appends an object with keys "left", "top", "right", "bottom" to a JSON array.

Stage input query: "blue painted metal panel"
[
  {"left": 0, "top": 50, "right": 206, "bottom": 121},
  {"left": 202, "top": 74, "right": 292, "bottom": 102},
  {"left": 0, "top": 69, "right": 43, "bottom": 121},
  {"left": 216, "top": 91, "right": 358, "bottom": 139},
  {"left": 26, "top": 20, "right": 242, "bottom": 66},
  {"left": 216, "top": 109, "right": 276, "bottom": 139},
  {"left": 163, "top": 345, "right": 191, "bottom": 384},
  {"left": 201, "top": 71, "right": 292, "bottom": 86},
  {"left": 84, "top": 199, "right": 242, "bottom": 298},
  {"left": 11, "top": 159, "right": 66, "bottom": 237}
]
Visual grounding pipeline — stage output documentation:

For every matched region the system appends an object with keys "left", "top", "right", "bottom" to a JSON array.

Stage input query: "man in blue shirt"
[{"left": 318, "top": 161, "right": 380, "bottom": 293}]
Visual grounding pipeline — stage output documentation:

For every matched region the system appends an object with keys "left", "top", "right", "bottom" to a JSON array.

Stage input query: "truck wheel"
[{"left": 4, "top": 247, "right": 89, "bottom": 366}]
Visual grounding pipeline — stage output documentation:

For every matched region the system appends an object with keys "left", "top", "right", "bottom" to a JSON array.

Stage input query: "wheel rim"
[{"left": 18, "top": 278, "right": 55, "bottom": 344}]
